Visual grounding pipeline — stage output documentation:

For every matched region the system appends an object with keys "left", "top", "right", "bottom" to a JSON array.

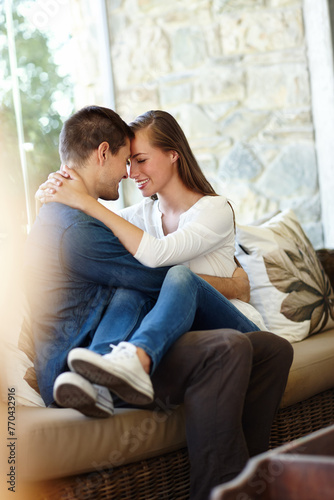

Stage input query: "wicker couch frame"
[
  {"left": 34, "top": 387, "right": 334, "bottom": 500},
  {"left": 28, "top": 250, "right": 334, "bottom": 498}
]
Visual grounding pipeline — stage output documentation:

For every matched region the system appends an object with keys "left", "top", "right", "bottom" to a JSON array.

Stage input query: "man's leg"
[
  {"left": 242, "top": 331, "right": 293, "bottom": 456},
  {"left": 151, "top": 329, "right": 254, "bottom": 500}
]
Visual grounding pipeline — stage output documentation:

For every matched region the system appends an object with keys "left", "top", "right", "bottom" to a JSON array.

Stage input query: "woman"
[{"left": 37, "top": 110, "right": 266, "bottom": 405}]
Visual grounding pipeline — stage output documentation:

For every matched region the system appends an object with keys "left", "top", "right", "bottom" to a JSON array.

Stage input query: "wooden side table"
[{"left": 211, "top": 424, "right": 334, "bottom": 500}]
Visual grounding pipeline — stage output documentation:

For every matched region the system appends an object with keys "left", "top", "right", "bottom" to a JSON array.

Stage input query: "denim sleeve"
[{"left": 60, "top": 220, "right": 170, "bottom": 298}]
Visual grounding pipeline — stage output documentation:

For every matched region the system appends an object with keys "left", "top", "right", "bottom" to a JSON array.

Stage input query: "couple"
[{"left": 27, "top": 106, "right": 293, "bottom": 500}]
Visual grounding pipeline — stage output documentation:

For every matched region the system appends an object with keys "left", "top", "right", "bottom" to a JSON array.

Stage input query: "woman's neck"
[
  {"left": 157, "top": 184, "right": 204, "bottom": 235},
  {"left": 158, "top": 187, "right": 203, "bottom": 214}
]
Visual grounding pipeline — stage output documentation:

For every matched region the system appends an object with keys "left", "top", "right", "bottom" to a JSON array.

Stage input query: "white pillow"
[
  {"left": 235, "top": 209, "right": 334, "bottom": 342},
  {"left": 2, "top": 292, "right": 45, "bottom": 407}
]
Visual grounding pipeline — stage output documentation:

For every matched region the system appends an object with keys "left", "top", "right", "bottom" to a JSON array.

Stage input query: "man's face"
[{"left": 99, "top": 138, "right": 131, "bottom": 201}]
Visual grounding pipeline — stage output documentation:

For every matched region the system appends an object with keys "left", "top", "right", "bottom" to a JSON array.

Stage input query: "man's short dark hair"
[{"left": 59, "top": 106, "right": 134, "bottom": 166}]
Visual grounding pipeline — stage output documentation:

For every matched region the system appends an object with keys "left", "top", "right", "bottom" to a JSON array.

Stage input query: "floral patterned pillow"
[{"left": 235, "top": 210, "right": 334, "bottom": 342}]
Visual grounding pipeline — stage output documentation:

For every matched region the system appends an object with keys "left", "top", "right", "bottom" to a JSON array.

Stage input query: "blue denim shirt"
[{"left": 24, "top": 203, "right": 169, "bottom": 405}]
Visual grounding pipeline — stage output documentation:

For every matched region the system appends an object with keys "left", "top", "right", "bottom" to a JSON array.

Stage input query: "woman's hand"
[
  {"left": 35, "top": 168, "right": 70, "bottom": 204},
  {"left": 35, "top": 165, "right": 90, "bottom": 210}
]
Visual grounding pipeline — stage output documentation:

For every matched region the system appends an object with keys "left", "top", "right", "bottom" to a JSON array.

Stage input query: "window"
[{"left": 1, "top": 0, "right": 74, "bottom": 232}]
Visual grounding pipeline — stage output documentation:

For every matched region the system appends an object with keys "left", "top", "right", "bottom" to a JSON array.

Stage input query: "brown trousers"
[{"left": 150, "top": 329, "right": 293, "bottom": 500}]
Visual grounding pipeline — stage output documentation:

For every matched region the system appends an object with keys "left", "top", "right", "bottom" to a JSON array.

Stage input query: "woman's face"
[{"left": 129, "top": 128, "right": 178, "bottom": 197}]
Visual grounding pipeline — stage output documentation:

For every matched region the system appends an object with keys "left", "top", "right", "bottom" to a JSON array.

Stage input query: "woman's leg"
[
  {"left": 129, "top": 265, "right": 260, "bottom": 371},
  {"left": 89, "top": 288, "right": 155, "bottom": 355}
]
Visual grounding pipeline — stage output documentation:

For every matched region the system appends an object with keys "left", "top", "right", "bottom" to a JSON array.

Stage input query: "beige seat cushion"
[
  {"left": 281, "top": 328, "right": 334, "bottom": 408},
  {"left": 17, "top": 404, "right": 186, "bottom": 481}
]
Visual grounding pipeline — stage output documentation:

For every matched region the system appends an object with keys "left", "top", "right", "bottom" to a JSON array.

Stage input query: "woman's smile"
[{"left": 135, "top": 178, "right": 150, "bottom": 190}]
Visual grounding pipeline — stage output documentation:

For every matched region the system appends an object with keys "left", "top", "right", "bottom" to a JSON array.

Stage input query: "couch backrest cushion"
[{"left": 316, "top": 249, "right": 334, "bottom": 288}]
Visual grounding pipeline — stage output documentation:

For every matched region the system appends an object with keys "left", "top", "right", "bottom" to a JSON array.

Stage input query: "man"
[{"left": 25, "top": 106, "right": 293, "bottom": 500}]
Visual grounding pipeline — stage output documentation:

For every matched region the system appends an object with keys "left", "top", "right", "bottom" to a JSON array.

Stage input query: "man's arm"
[
  {"left": 198, "top": 267, "right": 250, "bottom": 302},
  {"left": 61, "top": 219, "right": 169, "bottom": 300}
]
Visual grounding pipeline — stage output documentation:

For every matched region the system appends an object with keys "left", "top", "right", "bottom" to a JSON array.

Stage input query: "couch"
[{"left": 3, "top": 210, "right": 334, "bottom": 500}]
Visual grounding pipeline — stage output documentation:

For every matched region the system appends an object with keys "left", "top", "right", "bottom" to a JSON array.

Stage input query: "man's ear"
[{"left": 97, "top": 142, "right": 110, "bottom": 164}]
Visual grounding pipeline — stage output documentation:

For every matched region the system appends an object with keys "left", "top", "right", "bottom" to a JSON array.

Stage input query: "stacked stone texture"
[{"left": 107, "top": 0, "right": 322, "bottom": 247}]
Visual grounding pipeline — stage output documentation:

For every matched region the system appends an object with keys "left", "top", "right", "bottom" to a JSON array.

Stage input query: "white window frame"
[{"left": 304, "top": 0, "right": 334, "bottom": 247}]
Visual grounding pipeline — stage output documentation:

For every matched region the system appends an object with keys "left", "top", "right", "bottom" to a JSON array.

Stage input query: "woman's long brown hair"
[{"left": 129, "top": 110, "right": 236, "bottom": 228}]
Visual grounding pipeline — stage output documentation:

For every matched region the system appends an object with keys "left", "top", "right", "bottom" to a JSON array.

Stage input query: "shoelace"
[{"left": 108, "top": 342, "right": 136, "bottom": 358}]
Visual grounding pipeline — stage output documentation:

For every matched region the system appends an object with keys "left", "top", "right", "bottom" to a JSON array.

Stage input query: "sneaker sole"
[
  {"left": 68, "top": 351, "right": 153, "bottom": 405},
  {"left": 54, "top": 378, "right": 113, "bottom": 419}
]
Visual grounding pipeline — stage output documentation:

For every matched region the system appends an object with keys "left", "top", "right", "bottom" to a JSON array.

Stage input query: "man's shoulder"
[
  {"left": 28, "top": 203, "right": 111, "bottom": 251},
  {"left": 39, "top": 203, "right": 104, "bottom": 229}
]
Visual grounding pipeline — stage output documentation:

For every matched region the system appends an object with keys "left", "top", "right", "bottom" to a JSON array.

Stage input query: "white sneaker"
[
  {"left": 53, "top": 372, "right": 114, "bottom": 418},
  {"left": 67, "top": 343, "right": 154, "bottom": 405}
]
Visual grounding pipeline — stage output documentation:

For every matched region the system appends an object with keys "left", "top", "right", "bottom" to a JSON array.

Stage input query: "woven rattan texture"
[
  {"left": 270, "top": 388, "right": 334, "bottom": 448},
  {"left": 36, "top": 448, "right": 190, "bottom": 500}
]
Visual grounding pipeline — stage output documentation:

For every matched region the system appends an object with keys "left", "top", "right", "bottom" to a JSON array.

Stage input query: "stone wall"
[{"left": 106, "top": 0, "right": 322, "bottom": 247}]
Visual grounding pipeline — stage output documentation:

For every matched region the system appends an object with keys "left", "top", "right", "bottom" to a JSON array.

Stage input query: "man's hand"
[
  {"left": 198, "top": 266, "right": 250, "bottom": 303},
  {"left": 230, "top": 266, "right": 250, "bottom": 302}
]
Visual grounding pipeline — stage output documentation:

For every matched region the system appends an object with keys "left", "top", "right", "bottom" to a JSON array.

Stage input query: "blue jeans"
[
  {"left": 89, "top": 288, "right": 156, "bottom": 353},
  {"left": 90, "top": 266, "right": 259, "bottom": 370}
]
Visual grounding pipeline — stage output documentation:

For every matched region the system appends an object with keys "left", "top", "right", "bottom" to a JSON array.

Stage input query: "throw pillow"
[{"left": 235, "top": 209, "right": 334, "bottom": 342}]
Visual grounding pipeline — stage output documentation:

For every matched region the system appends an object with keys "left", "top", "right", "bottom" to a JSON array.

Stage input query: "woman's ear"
[{"left": 170, "top": 150, "right": 179, "bottom": 164}]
